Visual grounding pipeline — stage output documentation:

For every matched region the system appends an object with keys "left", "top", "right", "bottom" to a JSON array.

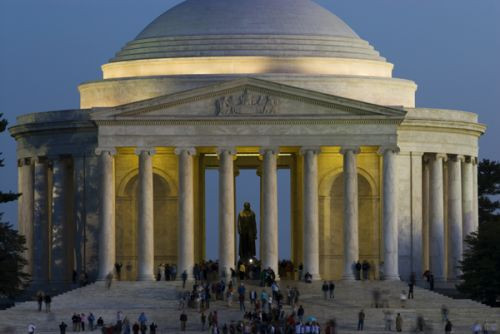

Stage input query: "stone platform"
[{"left": 0, "top": 280, "right": 498, "bottom": 333}]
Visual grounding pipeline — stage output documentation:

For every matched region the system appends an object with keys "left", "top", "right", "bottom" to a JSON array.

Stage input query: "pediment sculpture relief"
[{"left": 215, "top": 89, "right": 279, "bottom": 115}]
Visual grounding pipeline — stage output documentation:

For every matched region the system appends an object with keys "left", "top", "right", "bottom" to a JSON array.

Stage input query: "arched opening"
[
  {"left": 115, "top": 173, "right": 177, "bottom": 280},
  {"left": 324, "top": 172, "right": 380, "bottom": 279}
]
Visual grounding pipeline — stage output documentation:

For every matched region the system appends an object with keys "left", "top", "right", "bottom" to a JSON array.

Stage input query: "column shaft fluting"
[
  {"left": 429, "top": 154, "right": 445, "bottom": 281},
  {"left": 218, "top": 149, "right": 235, "bottom": 278},
  {"left": 462, "top": 158, "right": 474, "bottom": 242},
  {"left": 303, "top": 148, "right": 320, "bottom": 280},
  {"left": 177, "top": 148, "right": 195, "bottom": 280},
  {"left": 261, "top": 149, "right": 278, "bottom": 275},
  {"left": 18, "top": 158, "right": 34, "bottom": 276},
  {"left": 137, "top": 149, "right": 155, "bottom": 281},
  {"left": 51, "top": 157, "right": 70, "bottom": 283},
  {"left": 342, "top": 148, "right": 359, "bottom": 280},
  {"left": 33, "top": 158, "right": 49, "bottom": 283},
  {"left": 472, "top": 159, "right": 479, "bottom": 232},
  {"left": 97, "top": 149, "right": 115, "bottom": 280},
  {"left": 382, "top": 148, "right": 399, "bottom": 280},
  {"left": 448, "top": 156, "right": 463, "bottom": 280}
]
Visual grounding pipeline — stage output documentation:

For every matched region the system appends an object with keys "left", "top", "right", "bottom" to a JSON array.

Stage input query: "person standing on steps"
[
  {"left": 180, "top": 311, "right": 188, "bottom": 331},
  {"left": 297, "top": 305, "right": 305, "bottom": 322},
  {"left": 201, "top": 311, "right": 207, "bottom": 331},
  {"left": 408, "top": 280, "right": 415, "bottom": 299},
  {"left": 328, "top": 281, "right": 335, "bottom": 299},
  {"left": 28, "top": 323, "right": 36, "bottom": 334},
  {"left": 182, "top": 270, "right": 188, "bottom": 288},
  {"left": 36, "top": 291, "right": 44, "bottom": 312},
  {"left": 429, "top": 273, "right": 435, "bottom": 291},
  {"left": 149, "top": 322, "right": 158, "bottom": 334},
  {"left": 322, "top": 281, "right": 328, "bottom": 300},
  {"left": 44, "top": 294, "right": 51, "bottom": 312},
  {"left": 355, "top": 261, "right": 362, "bottom": 280},
  {"left": 59, "top": 321, "right": 68, "bottom": 334},
  {"left": 357, "top": 309, "right": 365, "bottom": 331},
  {"left": 362, "top": 260, "right": 370, "bottom": 280},
  {"left": 396, "top": 313, "right": 403, "bottom": 332},
  {"left": 88, "top": 313, "right": 95, "bottom": 331},
  {"left": 445, "top": 320, "right": 453, "bottom": 334},
  {"left": 115, "top": 262, "right": 122, "bottom": 281}
]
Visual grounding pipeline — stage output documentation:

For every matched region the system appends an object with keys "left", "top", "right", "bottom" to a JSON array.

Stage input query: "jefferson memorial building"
[{"left": 10, "top": 0, "right": 484, "bottom": 285}]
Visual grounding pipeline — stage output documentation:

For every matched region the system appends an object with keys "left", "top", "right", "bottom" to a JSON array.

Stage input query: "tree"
[
  {"left": 0, "top": 113, "right": 29, "bottom": 298},
  {"left": 477, "top": 159, "right": 500, "bottom": 223},
  {"left": 458, "top": 219, "right": 500, "bottom": 306}
]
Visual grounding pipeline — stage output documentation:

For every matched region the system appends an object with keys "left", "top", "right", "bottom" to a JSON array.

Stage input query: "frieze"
[{"left": 215, "top": 89, "right": 279, "bottom": 115}]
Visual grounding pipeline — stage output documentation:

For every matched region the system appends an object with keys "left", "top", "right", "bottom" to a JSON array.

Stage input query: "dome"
[{"left": 110, "top": 0, "right": 384, "bottom": 62}]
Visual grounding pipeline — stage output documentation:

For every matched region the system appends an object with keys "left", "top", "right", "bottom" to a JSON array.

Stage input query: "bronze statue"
[{"left": 238, "top": 202, "right": 257, "bottom": 261}]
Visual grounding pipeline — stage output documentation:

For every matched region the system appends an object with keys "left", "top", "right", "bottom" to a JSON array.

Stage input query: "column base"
[
  {"left": 137, "top": 274, "right": 155, "bottom": 281},
  {"left": 382, "top": 274, "right": 401, "bottom": 281}
]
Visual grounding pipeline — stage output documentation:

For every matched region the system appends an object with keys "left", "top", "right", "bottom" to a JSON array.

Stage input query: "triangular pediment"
[{"left": 91, "top": 77, "right": 406, "bottom": 121}]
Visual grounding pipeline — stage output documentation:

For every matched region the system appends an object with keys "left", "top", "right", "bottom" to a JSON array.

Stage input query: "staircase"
[{"left": 0, "top": 280, "right": 497, "bottom": 333}]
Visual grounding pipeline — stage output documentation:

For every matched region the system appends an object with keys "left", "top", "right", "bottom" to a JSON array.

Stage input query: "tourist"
[
  {"left": 201, "top": 312, "right": 207, "bottom": 330},
  {"left": 238, "top": 284, "right": 246, "bottom": 312},
  {"left": 239, "top": 262, "right": 246, "bottom": 280},
  {"left": 138, "top": 312, "right": 147, "bottom": 327},
  {"left": 180, "top": 311, "right": 188, "bottom": 331},
  {"left": 140, "top": 322, "right": 147, "bottom": 334},
  {"left": 28, "top": 323, "right": 36, "bottom": 334},
  {"left": 44, "top": 293, "right": 51, "bottom": 312},
  {"left": 441, "top": 305, "right": 449, "bottom": 323},
  {"left": 298, "top": 263, "right": 304, "bottom": 281},
  {"left": 96, "top": 316, "right": 104, "bottom": 328},
  {"left": 123, "top": 317, "right": 131, "bottom": 334},
  {"left": 408, "top": 280, "right": 414, "bottom": 299},
  {"left": 249, "top": 289, "right": 257, "bottom": 306},
  {"left": 171, "top": 264, "right": 177, "bottom": 280},
  {"left": 304, "top": 272, "right": 312, "bottom": 283},
  {"left": 322, "top": 281, "right": 328, "bottom": 300},
  {"left": 72, "top": 313, "right": 79, "bottom": 331},
  {"left": 358, "top": 309, "right": 365, "bottom": 331},
  {"left": 384, "top": 311, "right": 393, "bottom": 331},
  {"left": 445, "top": 320, "right": 453, "bottom": 334},
  {"left": 59, "top": 321, "right": 68, "bottom": 334},
  {"left": 298, "top": 305, "right": 305, "bottom": 322},
  {"left": 429, "top": 273, "right": 435, "bottom": 291},
  {"left": 80, "top": 313, "right": 86, "bottom": 331},
  {"left": 88, "top": 312, "right": 95, "bottom": 331},
  {"left": 400, "top": 290, "right": 407, "bottom": 308},
  {"left": 395, "top": 313, "right": 402, "bottom": 332},
  {"left": 105, "top": 271, "right": 113, "bottom": 289},
  {"left": 355, "top": 261, "right": 362, "bottom": 280},
  {"left": 372, "top": 288, "right": 381, "bottom": 308},
  {"left": 149, "top": 322, "right": 158, "bottom": 334},
  {"left": 362, "top": 260, "right": 370, "bottom": 280},
  {"left": 182, "top": 270, "right": 188, "bottom": 288},
  {"left": 328, "top": 281, "right": 335, "bottom": 299},
  {"left": 132, "top": 322, "right": 140, "bottom": 334},
  {"left": 295, "top": 321, "right": 303, "bottom": 334},
  {"left": 416, "top": 315, "right": 425, "bottom": 332},
  {"left": 473, "top": 321, "right": 482, "bottom": 334},
  {"left": 36, "top": 291, "right": 44, "bottom": 312}
]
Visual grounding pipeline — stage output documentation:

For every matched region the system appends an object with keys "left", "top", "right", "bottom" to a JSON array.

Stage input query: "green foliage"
[
  {"left": 0, "top": 219, "right": 30, "bottom": 298},
  {"left": 0, "top": 113, "right": 28, "bottom": 297},
  {"left": 478, "top": 159, "right": 500, "bottom": 223},
  {"left": 458, "top": 218, "right": 500, "bottom": 306}
]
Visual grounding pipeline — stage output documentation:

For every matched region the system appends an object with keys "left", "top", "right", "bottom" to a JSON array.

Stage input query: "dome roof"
[{"left": 110, "top": 0, "right": 384, "bottom": 62}]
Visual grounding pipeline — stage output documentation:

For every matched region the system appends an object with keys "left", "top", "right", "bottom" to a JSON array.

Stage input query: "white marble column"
[
  {"left": 51, "top": 156, "right": 70, "bottom": 283},
  {"left": 18, "top": 158, "right": 34, "bottom": 276},
  {"left": 380, "top": 147, "right": 400, "bottom": 280},
  {"left": 341, "top": 147, "right": 359, "bottom": 280},
  {"left": 422, "top": 157, "right": 430, "bottom": 271},
  {"left": 462, "top": 157, "right": 474, "bottom": 243},
  {"left": 33, "top": 157, "right": 49, "bottom": 283},
  {"left": 260, "top": 147, "right": 279, "bottom": 276},
  {"left": 176, "top": 147, "right": 196, "bottom": 281},
  {"left": 96, "top": 148, "right": 116, "bottom": 280},
  {"left": 429, "top": 153, "right": 446, "bottom": 281},
  {"left": 472, "top": 158, "right": 479, "bottom": 232},
  {"left": 448, "top": 155, "right": 463, "bottom": 280},
  {"left": 218, "top": 148, "right": 236, "bottom": 278},
  {"left": 301, "top": 147, "right": 320, "bottom": 280},
  {"left": 136, "top": 148, "right": 155, "bottom": 281},
  {"left": 73, "top": 156, "right": 86, "bottom": 276}
]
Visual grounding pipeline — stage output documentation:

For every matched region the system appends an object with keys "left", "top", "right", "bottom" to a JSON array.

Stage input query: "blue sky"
[{"left": 0, "top": 1, "right": 498, "bottom": 259}]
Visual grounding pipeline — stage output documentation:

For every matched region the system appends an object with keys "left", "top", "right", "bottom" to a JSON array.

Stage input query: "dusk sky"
[{"left": 1, "top": 1, "right": 498, "bottom": 259}]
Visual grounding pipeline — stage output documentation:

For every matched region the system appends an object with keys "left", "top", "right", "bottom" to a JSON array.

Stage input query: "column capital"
[
  {"left": 135, "top": 147, "right": 156, "bottom": 156},
  {"left": 174, "top": 147, "right": 196, "bottom": 156},
  {"left": 430, "top": 152, "right": 447, "bottom": 162},
  {"left": 299, "top": 146, "right": 321, "bottom": 155},
  {"left": 18, "top": 157, "right": 32, "bottom": 167},
  {"left": 448, "top": 154, "right": 465, "bottom": 163},
  {"left": 216, "top": 147, "right": 236, "bottom": 156},
  {"left": 377, "top": 145, "right": 400, "bottom": 156},
  {"left": 95, "top": 147, "right": 116, "bottom": 156},
  {"left": 340, "top": 146, "right": 360, "bottom": 155},
  {"left": 259, "top": 147, "right": 280, "bottom": 155}
]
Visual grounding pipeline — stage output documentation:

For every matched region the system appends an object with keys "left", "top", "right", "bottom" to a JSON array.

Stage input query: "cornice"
[
  {"left": 95, "top": 118, "right": 402, "bottom": 126},
  {"left": 399, "top": 119, "right": 486, "bottom": 136},
  {"left": 9, "top": 120, "right": 96, "bottom": 138}
]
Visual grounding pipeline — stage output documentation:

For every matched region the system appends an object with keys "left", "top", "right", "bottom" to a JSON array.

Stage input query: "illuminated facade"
[{"left": 10, "top": 0, "right": 484, "bottom": 286}]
